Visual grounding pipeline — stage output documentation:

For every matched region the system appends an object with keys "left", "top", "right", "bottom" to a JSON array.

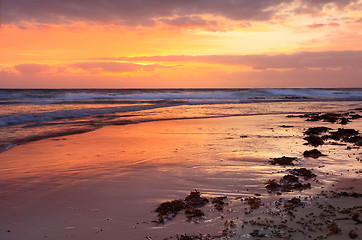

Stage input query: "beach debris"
[
  {"left": 287, "top": 111, "right": 362, "bottom": 124},
  {"left": 185, "top": 190, "right": 209, "bottom": 208},
  {"left": 344, "top": 135, "right": 362, "bottom": 146},
  {"left": 245, "top": 197, "right": 262, "bottom": 209},
  {"left": 175, "top": 234, "right": 204, "bottom": 240},
  {"left": 326, "top": 222, "right": 341, "bottom": 236},
  {"left": 289, "top": 168, "right": 316, "bottom": 179},
  {"left": 351, "top": 213, "right": 362, "bottom": 225},
  {"left": 303, "top": 135, "right": 324, "bottom": 147},
  {"left": 154, "top": 199, "right": 186, "bottom": 223},
  {"left": 265, "top": 175, "right": 311, "bottom": 193},
  {"left": 284, "top": 197, "right": 303, "bottom": 210},
  {"left": 211, "top": 196, "right": 227, "bottom": 211},
  {"left": 349, "top": 229, "right": 359, "bottom": 239},
  {"left": 265, "top": 179, "right": 281, "bottom": 192},
  {"left": 154, "top": 190, "right": 211, "bottom": 224},
  {"left": 185, "top": 207, "right": 205, "bottom": 222},
  {"left": 250, "top": 229, "right": 266, "bottom": 238},
  {"left": 279, "top": 125, "right": 294, "bottom": 128},
  {"left": 304, "top": 127, "right": 332, "bottom": 135},
  {"left": 325, "top": 128, "right": 360, "bottom": 140},
  {"left": 269, "top": 156, "right": 297, "bottom": 166},
  {"left": 337, "top": 192, "right": 362, "bottom": 198},
  {"left": 303, "top": 149, "right": 326, "bottom": 158}
]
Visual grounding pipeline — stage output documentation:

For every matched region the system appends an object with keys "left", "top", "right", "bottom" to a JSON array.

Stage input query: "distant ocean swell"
[{"left": 0, "top": 88, "right": 361, "bottom": 153}]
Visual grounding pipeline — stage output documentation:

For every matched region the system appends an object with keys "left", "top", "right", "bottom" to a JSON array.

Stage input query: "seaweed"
[
  {"left": 155, "top": 199, "right": 186, "bottom": 223},
  {"left": 269, "top": 156, "right": 297, "bottom": 166},
  {"left": 185, "top": 190, "right": 209, "bottom": 208},
  {"left": 290, "top": 168, "right": 316, "bottom": 179},
  {"left": 211, "top": 196, "right": 227, "bottom": 212},
  {"left": 303, "top": 135, "right": 324, "bottom": 147},
  {"left": 304, "top": 127, "right": 332, "bottom": 135},
  {"left": 303, "top": 149, "right": 326, "bottom": 158}
]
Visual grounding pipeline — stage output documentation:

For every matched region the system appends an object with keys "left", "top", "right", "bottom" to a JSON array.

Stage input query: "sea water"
[{"left": 1, "top": 88, "right": 361, "bottom": 152}]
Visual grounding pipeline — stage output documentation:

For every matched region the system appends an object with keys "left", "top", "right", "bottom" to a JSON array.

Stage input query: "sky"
[{"left": 0, "top": 0, "right": 362, "bottom": 88}]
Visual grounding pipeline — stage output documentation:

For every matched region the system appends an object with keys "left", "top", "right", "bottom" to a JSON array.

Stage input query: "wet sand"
[{"left": 0, "top": 113, "right": 361, "bottom": 239}]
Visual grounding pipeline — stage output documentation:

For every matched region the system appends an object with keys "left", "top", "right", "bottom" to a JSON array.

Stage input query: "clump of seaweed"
[
  {"left": 265, "top": 175, "right": 311, "bottom": 193},
  {"left": 211, "top": 196, "right": 227, "bottom": 212},
  {"left": 284, "top": 197, "right": 302, "bottom": 211},
  {"left": 287, "top": 111, "right": 362, "bottom": 125},
  {"left": 326, "top": 222, "right": 341, "bottom": 237},
  {"left": 245, "top": 197, "right": 262, "bottom": 209},
  {"left": 303, "top": 135, "right": 324, "bottom": 147},
  {"left": 154, "top": 190, "right": 210, "bottom": 224},
  {"left": 185, "top": 190, "right": 209, "bottom": 208},
  {"left": 304, "top": 127, "right": 332, "bottom": 135},
  {"left": 185, "top": 207, "right": 205, "bottom": 222},
  {"left": 155, "top": 199, "right": 186, "bottom": 223},
  {"left": 303, "top": 149, "right": 326, "bottom": 158},
  {"left": 289, "top": 168, "right": 316, "bottom": 180},
  {"left": 269, "top": 156, "right": 297, "bottom": 166},
  {"left": 325, "top": 128, "right": 360, "bottom": 140}
]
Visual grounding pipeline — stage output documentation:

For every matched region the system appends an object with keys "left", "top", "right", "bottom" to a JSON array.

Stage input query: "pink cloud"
[
  {"left": 93, "top": 51, "right": 362, "bottom": 70},
  {"left": 307, "top": 23, "right": 326, "bottom": 28},
  {"left": 69, "top": 62, "right": 171, "bottom": 73},
  {"left": 14, "top": 64, "right": 54, "bottom": 74}
]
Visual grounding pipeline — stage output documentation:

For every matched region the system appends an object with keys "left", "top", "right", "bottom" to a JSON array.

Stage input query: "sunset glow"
[{"left": 1, "top": 0, "right": 362, "bottom": 88}]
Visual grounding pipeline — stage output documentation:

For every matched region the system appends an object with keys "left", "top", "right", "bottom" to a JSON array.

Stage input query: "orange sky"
[{"left": 0, "top": 0, "right": 362, "bottom": 88}]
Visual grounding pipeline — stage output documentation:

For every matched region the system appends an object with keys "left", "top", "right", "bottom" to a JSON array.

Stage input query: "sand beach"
[{"left": 0, "top": 100, "right": 361, "bottom": 240}]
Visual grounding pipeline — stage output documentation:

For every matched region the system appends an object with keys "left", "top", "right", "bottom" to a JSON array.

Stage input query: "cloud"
[
  {"left": 69, "top": 62, "right": 170, "bottom": 73},
  {"left": 307, "top": 23, "right": 326, "bottom": 28},
  {"left": 159, "top": 16, "right": 217, "bottom": 28},
  {"left": 294, "top": 0, "right": 358, "bottom": 14},
  {"left": 307, "top": 22, "right": 340, "bottom": 28},
  {"left": 4, "top": 0, "right": 357, "bottom": 27},
  {"left": 97, "top": 51, "right": 362, "bottom": 70},
  {"left": 14, "top": 64, "right": 54, "bottom": 74}
]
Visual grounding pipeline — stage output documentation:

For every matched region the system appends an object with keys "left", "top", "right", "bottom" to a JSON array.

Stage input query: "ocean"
[{"left": 1, "top": 88, "right": 361, "bottom": 153}]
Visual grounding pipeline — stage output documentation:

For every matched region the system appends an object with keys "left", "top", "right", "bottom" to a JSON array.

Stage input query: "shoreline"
[{"left": 0, "top": 106, "right": 361, "bottom": 239}]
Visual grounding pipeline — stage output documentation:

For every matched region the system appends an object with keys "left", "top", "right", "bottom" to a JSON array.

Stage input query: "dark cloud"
[
  {"left": 159, "top": 16, "right": 217, "bottom": 28},
  {"left": 98, "top": 51, "right": 362, "bottom": 70},
  {"left": 3, "top": 0, "right": 355, "bottom": 26}
]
